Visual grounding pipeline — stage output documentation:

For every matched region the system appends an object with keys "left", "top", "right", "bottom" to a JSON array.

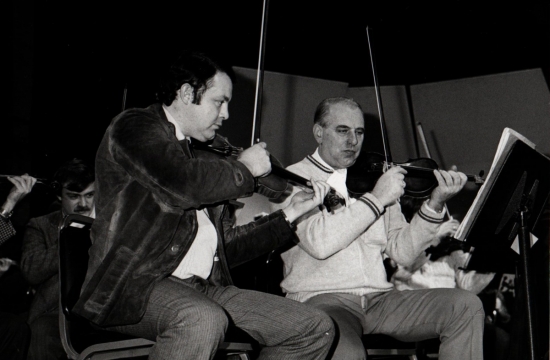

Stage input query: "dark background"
[
  {"left": 5, "top": 0, "right": 550, "bottom": 214},
  {"left": 4, "top": 2, "right": 549, "bottom": 354}
]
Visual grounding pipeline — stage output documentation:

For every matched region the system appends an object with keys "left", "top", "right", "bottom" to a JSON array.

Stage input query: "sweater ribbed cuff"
[
  {"left": 359, "top": 193, "right": 385, "bottom": 218},
  {"left": 418, "top": 201, "right": 446, "bottom": 223}
]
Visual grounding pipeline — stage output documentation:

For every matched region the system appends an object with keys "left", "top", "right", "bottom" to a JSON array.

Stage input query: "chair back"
[{"left": 58, "top": 214, "right": 94, "bottom": 321}]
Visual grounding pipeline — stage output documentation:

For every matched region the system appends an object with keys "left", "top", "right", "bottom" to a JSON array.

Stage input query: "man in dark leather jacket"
[{"left": 73, "top": 50, "right": 334, "bottom": 359}]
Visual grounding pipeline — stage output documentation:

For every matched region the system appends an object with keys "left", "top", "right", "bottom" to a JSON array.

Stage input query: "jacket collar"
[{"left": 147, "top": 104, "right": 193, "bottom": 158}]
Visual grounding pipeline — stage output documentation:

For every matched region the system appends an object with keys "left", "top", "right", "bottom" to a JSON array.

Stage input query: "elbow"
[
  {"left": 306, "top": 246, "right": 334, "bottom": 260},
  {"left": 19, "top": 260, "right": 40, "bottom": 285},
  {"left": 298, "top": 232, "right": 342, "bottom": 260},
  {"left": 20, "top": 269, "right": 39, "bottom": 285}
]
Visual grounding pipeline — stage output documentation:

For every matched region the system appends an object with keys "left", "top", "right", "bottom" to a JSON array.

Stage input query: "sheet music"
[{"left": 455, "top": 128, "right": 536, "bottom": 241}]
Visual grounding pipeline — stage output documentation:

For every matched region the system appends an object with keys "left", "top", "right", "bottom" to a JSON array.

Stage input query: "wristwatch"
[{"left": 0, "top": 208, "right": 13, "bottom": 219}]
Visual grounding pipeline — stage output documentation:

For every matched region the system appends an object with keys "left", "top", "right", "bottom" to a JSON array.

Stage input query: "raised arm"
[{"left": 109, "top": 112, "right": 258, "bottom": 209}]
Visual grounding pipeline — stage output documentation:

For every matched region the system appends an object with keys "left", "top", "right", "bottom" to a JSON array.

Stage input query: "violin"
[
  {"left": 191, "top": 135, "right": 345, "bottom": 212},
  {"left": 346, "top": 27, "right": 484, "bottom": 199},
  {"left": 347, "top": 152, "right": 485, "bottom": 199}
]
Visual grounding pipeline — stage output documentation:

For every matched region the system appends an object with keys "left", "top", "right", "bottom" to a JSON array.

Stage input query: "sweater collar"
[{"left": 308, "top": 148, "right": 347, "bottom": 177}]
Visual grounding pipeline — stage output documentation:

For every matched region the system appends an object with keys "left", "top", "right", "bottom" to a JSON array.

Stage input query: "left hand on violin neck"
[{"left": 428, "top": 168, "right": 468, "bottom": 210}]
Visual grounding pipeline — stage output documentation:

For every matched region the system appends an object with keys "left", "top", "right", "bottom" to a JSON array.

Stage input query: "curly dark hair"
[
  {"left": 155, "top": 50, "right": 235, "bottom": 106},
  {"left": 52, "top": 158, "right": 95, "bottom": 195}
]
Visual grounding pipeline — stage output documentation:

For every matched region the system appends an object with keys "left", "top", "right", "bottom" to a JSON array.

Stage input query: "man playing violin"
[
  {"left": 73, "top": 50, "right": 335, "bottom": 360},
  {"left": 271, "top": 97, "right": 484, "bottom": 360}
]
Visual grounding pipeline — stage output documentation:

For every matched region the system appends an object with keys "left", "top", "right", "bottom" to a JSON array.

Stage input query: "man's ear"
[
  {"left": 178, "top": 84, "right": 194, "bottom": 104},
  {"left": 313, "top": 123, "right": 324, "bottom": 145}
]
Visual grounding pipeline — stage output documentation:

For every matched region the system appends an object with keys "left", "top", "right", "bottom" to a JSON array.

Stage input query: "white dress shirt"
[{"left": 164, "top": 106, "right": 218, "bottom": 280}]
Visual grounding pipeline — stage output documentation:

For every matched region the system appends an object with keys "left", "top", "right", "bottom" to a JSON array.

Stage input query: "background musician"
[
  {"left": 20, "top": 158, "right": 95, "bottom": 360},
  {"left": 0, "top": 174, "right": 36, "bottom": 360},
  {"left": 0, "top": 175, "right": 37, "bottom": 247},
  {"left": 271, "top": 97, "right": 484, "bottom": 360}
]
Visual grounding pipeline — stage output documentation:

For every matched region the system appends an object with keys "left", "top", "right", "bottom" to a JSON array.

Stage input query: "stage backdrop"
[{"left": 227, "top": 68, "right": 550, "bottom": 224}]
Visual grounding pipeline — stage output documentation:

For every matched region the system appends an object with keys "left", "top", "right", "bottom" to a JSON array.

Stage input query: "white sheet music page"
[{"left": 455, "top": 128, "right": 536, "bottom": 241}]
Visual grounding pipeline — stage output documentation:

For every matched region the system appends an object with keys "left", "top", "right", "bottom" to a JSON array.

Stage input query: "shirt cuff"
[
  {"left": 418, "top": 200, "right": 446, "bottom": 223},
  {"left": 280, "top": 210, "right": 296, "bottom": 230}
]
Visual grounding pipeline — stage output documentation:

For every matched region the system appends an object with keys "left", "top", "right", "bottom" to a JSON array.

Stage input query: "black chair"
[{"left": 58, "top": 214, "right": 253, "bottom": 360}]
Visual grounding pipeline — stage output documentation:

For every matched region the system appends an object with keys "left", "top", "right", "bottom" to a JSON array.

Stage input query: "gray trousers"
[
  {"left": 111, "top": 276, "right": 334, "bottom": 360},
  {"left": 306, "top": 288, "right": 485, "bottom": 360}
]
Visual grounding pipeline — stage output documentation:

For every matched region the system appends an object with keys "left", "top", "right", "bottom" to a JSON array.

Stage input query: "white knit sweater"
[{"left": 271, "top": 153, "right": 446, "bottom": 302}]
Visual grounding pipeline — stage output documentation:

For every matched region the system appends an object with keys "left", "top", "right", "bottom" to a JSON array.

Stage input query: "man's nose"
[
  {"left": 348, "top": 132, "right": 359, "bottom": 146},
  {"left": 78, "top": 196, "right": 87, "bottom": 207},
  {"left": 220, "top": 103, "right": 229, "bottom": 121}
]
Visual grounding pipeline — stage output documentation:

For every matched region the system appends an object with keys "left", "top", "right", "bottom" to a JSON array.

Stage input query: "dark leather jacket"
[{"left": 74, "top": 104, "right": 297, "bottom": 327}]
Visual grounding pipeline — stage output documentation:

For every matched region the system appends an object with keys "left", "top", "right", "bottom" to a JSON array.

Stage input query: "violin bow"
[
  {"left": 121, "top": 83, "right": 128, "bottom": 112},
  {"left": 250, "top": 0, "right": 270, "bottom": 147},
  {"left": 366, "top": 26, "right": 392, "bottom": 168},
  {"left": 416, "top": 122, "right": 452, "bottom": 219},
  {"left": 0, "top": 174, "right": 48, "bottom": 185}
]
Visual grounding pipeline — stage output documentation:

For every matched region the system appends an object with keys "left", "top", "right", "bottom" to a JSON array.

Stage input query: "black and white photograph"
[{"left": 4, "top": 1, "right": 549, "bottom": 359}]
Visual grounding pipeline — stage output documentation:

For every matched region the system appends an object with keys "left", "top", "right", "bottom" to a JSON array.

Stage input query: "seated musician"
[
  {"left": 0, "top": 174, "right": 36, "bottom": 360},
  {"left": 72, "top": 50, "right": 335, "bottom": 360},
  {"left": 20, "top": 158, "right": 95, "bottom": 360},
  {"left": 270, "top": 97, "right": 485, "bottom": 360},
  {"left": 0, "top": 174, "right": 37, "bottom": 246}
]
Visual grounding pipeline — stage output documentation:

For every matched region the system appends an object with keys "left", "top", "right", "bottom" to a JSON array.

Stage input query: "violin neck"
[
  {"left": 270, "top": 166, "right": 312, "bottom": 189},
  {"left": 400, "top": 165, "right": 483, "bottom": 184}
]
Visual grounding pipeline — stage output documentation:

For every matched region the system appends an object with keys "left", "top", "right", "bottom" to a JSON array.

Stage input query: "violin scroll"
[{"left": 470, "top": 170, "right": 485, "bottom": 185}]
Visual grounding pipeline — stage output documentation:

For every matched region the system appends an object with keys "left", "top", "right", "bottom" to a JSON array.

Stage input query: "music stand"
[{"left": 460, "top": 140, "right": 550, "bottom": 360}]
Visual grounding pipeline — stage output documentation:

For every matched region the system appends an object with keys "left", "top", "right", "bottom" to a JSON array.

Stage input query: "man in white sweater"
[{"left": 271, "top": 97, "right": 484, "bottom": 360}]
